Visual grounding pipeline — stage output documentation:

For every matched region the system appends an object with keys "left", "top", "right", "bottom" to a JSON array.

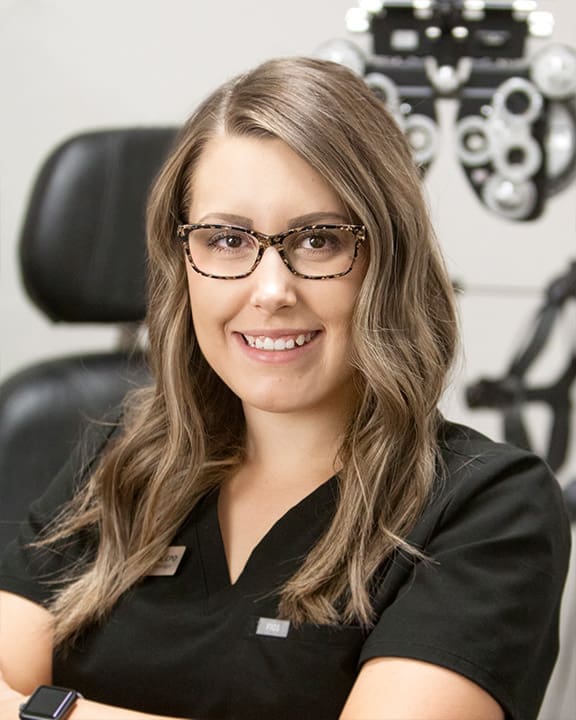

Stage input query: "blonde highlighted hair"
[{"left": 44, "top": 57, "right": 458, "bottom": 644}]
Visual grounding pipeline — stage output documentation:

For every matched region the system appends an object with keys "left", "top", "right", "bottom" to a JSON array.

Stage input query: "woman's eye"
[
  {"left": 298, "top": 231, "right": 339, "bottom": 251},
  {"left": 209, "top": 232, "right": 247, "bottom": 249},
  {"left": 305, "top": 234, "right": 327, "bottom": 249}
]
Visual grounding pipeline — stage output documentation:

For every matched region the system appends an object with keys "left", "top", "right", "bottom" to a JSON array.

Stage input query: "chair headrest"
[{"left": 20, "top": 127, "right": 177, "bottom": 323}]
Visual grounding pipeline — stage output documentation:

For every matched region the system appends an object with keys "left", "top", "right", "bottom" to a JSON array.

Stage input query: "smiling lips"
[{"left": 242, "top": 331, "right": 318, "bottom": 351}]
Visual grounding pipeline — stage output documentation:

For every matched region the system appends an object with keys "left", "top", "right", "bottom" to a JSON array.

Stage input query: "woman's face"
[{"left": 185, "top": 134, "right": 366, "bottom": 417}]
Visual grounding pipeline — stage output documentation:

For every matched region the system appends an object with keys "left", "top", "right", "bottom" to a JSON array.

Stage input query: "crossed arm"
[
  {"left": 0, "top": 591, "right": 504, "bottom": 720},
  {"left": 0, "top": 592, "right": 167, "bottom": 720}
]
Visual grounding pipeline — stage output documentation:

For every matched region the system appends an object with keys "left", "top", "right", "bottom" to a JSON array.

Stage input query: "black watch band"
[{"left": 19, "top": 685, "right": 81, "bottom": 720}]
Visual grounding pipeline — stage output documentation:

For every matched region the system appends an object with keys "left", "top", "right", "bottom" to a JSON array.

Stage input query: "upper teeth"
[{"left": 243, "top": 332, "right": 315, "bottom": 351}]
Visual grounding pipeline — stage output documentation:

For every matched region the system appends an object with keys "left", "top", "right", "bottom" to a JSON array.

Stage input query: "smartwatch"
[{"left": 19, "top": 685, "right": 81, "bottom": 720}]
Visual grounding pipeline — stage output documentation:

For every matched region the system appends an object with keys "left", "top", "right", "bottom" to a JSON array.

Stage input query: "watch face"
[{"left": 22, "top": 686, "right": 77, "bottom": 720}]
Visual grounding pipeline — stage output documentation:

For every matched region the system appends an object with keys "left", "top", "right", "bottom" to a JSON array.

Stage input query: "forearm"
[
  {"left": 0, "top": 683, "right": 187, "bottom": 720},
  {"left": 72, "top": 697, "right": 186, "bottom": 720}
]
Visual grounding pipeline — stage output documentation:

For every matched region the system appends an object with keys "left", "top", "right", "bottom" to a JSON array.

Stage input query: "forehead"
[{"left": 187, "top": 134, "right": 346, "bottom": 227}]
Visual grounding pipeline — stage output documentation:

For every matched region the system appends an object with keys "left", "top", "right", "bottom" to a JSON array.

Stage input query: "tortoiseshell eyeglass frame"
[{"left": 175, "top": 222, "right": 367, "bottom": 280}]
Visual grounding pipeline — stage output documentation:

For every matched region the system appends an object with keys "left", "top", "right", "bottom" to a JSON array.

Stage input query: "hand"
[{"left": 0, "top": 670, "right": 25, "bottom": 719}]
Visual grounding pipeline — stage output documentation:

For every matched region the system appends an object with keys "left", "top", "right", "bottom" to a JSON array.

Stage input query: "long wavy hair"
[{"left": 44, "top": 57, "right": 458, "bottom": 645}]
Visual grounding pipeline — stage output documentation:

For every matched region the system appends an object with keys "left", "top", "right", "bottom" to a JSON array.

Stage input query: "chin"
[
  {"left": 240, "top": 386, "right": 323, "bottom": 416},
  {"left": 245, "top": 397, "right": 311, "bottom": 415}
]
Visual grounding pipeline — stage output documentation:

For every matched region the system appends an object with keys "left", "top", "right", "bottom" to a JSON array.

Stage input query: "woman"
[{"left": 0, "top": 57, "right": 570, "bottom": 720}]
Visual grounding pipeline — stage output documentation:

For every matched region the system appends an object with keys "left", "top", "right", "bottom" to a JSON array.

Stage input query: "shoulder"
[
  {"left": 362, "top": 422, "right": 571, "bottom": 719},
  {"left": 433, "top": 420, "right": 569, "bottom": 531},
  {"left": 439, "top": 418, "right": 552, "bottom": 480},
  {"left": 29, "top": 413, "right": 123, "bottom": 519},
  {"left": 0, "top": 415, "right": 122, "bottom": 606},
  {"left": 406, "top": 419, "right": 572, "bottom": 600}
]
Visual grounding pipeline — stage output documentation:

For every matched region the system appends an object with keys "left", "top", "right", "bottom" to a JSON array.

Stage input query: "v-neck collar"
[{"left": 195, "top": 476, "right": 338, "bottom": 605}]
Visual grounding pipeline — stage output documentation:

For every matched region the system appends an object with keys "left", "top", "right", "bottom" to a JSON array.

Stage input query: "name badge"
[
  {"left": 149, "top": 546, "right": 186, "bottom": 576},
  {"left": 256, "top": 617, "right": 291, "bottom": 638}
]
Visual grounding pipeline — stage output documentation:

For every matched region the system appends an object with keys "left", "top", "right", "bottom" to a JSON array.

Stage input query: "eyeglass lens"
[{"left": 184, "top": 226, "right": 358, "bottom": 278}]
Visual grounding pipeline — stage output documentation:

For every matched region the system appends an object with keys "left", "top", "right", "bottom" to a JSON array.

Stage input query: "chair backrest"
[
  {"left": 20, "top": 127, "right": 177, "bottom": 322},
  {"left": 0, "top": 127, "right": 177, "bottom": 551},
  {"left": 0, "top": 352, "right": 148, "bottom": 550}
]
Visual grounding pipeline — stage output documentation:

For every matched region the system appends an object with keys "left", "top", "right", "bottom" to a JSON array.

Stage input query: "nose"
[{"left": 249, "top": 247, "right": 297, "bottom": 313}]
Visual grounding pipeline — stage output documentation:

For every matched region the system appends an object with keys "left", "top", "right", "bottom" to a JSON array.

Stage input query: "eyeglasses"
[{"left": 176, "top": 223, "right": 366, "bottom": 280}]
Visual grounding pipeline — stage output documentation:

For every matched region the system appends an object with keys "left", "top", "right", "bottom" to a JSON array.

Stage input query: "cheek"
[
  {"left": 185, "top": 272, "right": 239, "bottom": 351},
  {"left": 186, "top": 266, "right": 220, "bottom": 317},
  {"left": 315, "top": 282, "right": 361, "bottom": 327},
  {"left": 324, "top": 289, "right": 362, "bottom": 356},
  {"left": 186, "top": 274, "right": 218, "bottom": 342}
]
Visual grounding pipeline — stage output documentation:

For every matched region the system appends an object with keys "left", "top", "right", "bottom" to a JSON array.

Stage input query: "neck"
[{"left": 241, "top": 403, "right": 350, "bottom": 488}]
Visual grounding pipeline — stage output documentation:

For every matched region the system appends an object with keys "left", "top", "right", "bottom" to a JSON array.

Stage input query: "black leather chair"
[{"left": 0, "top": 127, "right": 177, "bottom": 551}]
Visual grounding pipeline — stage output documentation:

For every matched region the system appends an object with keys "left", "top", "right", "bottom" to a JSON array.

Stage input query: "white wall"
[
  {"left": 0, "top": 1, "right": 575, "bottom": 712},
  {"left": 0, "top": 0, "right": 360, "bottom": 376}
]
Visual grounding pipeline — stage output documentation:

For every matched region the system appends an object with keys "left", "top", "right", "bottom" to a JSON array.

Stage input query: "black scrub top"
[{"left": 0, "top": 420, "right": 571, "bottom": 720}]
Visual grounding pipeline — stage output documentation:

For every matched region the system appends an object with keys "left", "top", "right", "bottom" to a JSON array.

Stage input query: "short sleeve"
[
  {"left": 0, "top": 419, "right": 119, "bottom": 606},
  {"left": 359, "top": 435, "right": 571, "bottom": 720}
]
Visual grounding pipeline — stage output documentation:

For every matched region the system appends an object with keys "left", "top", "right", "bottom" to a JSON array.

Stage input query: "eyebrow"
[
  {"left": 196, "top": 211, "right": 350, "bottom": 228},
  {"left": 290, "top": 212, "right": 350, "bottom": 226}
]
